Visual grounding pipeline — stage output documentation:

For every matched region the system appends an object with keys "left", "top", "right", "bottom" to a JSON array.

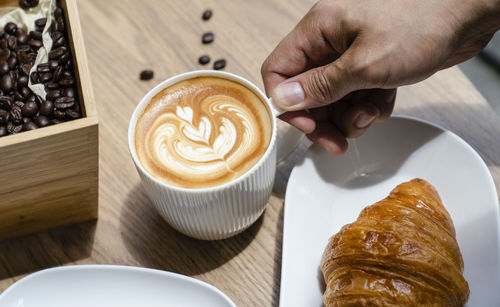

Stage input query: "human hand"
[{"left": 261, "top": 0, "right": 500, "bottom": 154}]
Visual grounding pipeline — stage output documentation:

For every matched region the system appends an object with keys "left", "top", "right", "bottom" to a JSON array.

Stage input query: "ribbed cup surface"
[{"left": 138, "top": 146, "right": 277, "bottom": 240}]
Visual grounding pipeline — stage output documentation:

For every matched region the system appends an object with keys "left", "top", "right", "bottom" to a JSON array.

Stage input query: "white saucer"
[
  {"left": 280, "top": 116, "right": 500, "bottom": 306},
  {"left": 0, "top": 265, "right": 236, "bottom": 307}
]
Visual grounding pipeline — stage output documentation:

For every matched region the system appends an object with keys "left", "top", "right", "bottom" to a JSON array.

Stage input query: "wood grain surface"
[{"left": 0, "top": 0, "right": 499, "bottom": 306}]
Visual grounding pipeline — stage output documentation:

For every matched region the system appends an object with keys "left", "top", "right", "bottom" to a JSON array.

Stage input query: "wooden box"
[{"left": 0, "top": 0, "right": 98, "bottom": 240}]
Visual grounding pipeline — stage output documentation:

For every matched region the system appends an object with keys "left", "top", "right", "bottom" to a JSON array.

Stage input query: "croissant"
[{"left": 321, "top": 178, "right": 469, "bottom": 306}]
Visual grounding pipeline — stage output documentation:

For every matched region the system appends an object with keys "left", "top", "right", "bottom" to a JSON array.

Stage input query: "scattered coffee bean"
[
  {"left": 198, "top": 55, "right": 210, "bottom": 65},
  {"left": 202, "top": 9, "right": 212, "bottom": 21},
  {"left": 45, "top": 81, "right": 59, "bottom": 89},
  {"left": 4, "top": 22, "right": 17, "bottom": 35},
  {"left": 202, "top": 32, "right": 214, "bottom": 44},
  {"left": 13, "top": 100, "right": 24, "bottom": 108},
  {"left": 19, "top": 87, "right": 31, "bottom": 99},
  {"left": 23, "top": 120, "right": 37, "bottom": 131},
  {"left": 34, "top": 18, "right": 47, "bottom": 29},
  {"left": 58, "top": 52, "right": 69, "bottom": 64},
  {"left": 0, "top": 110, "right": 9, "bottom": 124},
  {"left": 21, "top": 101, "right": 38, "bottom": 117},
  {"left": 30, "top": 71, "right": 39, "bottom": 83},
  {"left": 20, "top": 63, "right": 31, "bottom": 75},
  {"left": 34, "top": 115, "right": 49, "bottom": 127},
  {"left": 213, "top": 59, "right": 226, "bottom": 70},
  {"left": 0, "top": 126, "right": 7, "bottom": 136},
  {"left": 39, "top": 72, "right": 53, "bottom": 83},
  {"left": 54, "top": 8, "right": 63, "bottom": 19},
  {"left": 19, "top": 0, "right": 39, "bottom": 9},
  {"left": 39, "top": 100, "right": 53, "bottom": 116},
  {"left": 59, "top": 77, "right": 74, "bottom": 87},
  {"left": 140, "top": 69, "right": 154, "bottom": 80}
]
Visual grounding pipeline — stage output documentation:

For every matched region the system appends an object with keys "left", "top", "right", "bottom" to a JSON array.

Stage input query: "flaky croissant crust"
[{"left": 321, "top": 179, "right": 469, "bottom": 307}]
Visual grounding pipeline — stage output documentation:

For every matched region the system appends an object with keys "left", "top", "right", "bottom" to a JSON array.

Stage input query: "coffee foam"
[{"left": 135, "top": 76, "right": 272, "bottom": 189}]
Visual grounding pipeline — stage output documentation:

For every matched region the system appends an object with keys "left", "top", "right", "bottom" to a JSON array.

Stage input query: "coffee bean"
[
  {"left": 9, "top": 106, "right": 23, "bottom": 124},
  {"left": 4, "top": 22, "right": 17, "bottom": 35},
  {"left": 213, "top": 59, "right": 226, "bottom": 70},
  {"left": 14, "top": 100, "right": 24, "bottom": 108},
  {"left": 22, "top": 117, "right": 30, "bottom": 124},
  {"left": 22, "top": 101, "right": 38, "bottom": 117},
  {"left": 27, "top": 95, "right": 36, "bottom": 102},
  {"left": 0, "top": 109, "right": 8, "bottom": 125},
  {"left": 1, "top": 74, "right": 13, "bottom": 92},
  {"left": 19, "top": 0, "right": 39, "bottom": 9},
  {"left": 52, "top": 65, "right": 63, "bottom": 82},
  {"left": 19, "top": 63, "right": 31, "bottom": 76},
  {"left": 54, "top": 96, "right": 74, "bottom": 109},
  {"left": 198, "top": 55, "right": 210, "bottom": 65},
  {"left": 30, "top": 71, "right": 39, "bottom": 83},
  {"left": 45, "top": 82, "right": 60, "bottom": 89},
  {"left": 23, "top": 120, "right": 38, "bottom": 131},
  {"left": 40, "top": 72, "right": 53, "bottom": 83},
  {"left": 7, "top": 121, "right": 22, "bottom": 134},
  {"left": 53, "top": 35, "right": 65, "bottom": 47},
  {"left": 54, "top": 7, "right": 62, "bottom": 18},
  {"left": 14, "top": 91, "right": 24, "bottom": 101},
  {"left": 35, "top": 18, "right": 47, "bottom": 29},
  {"left": 39, "top": 100, "right": 53, "bottom": 116},
  {"left": 140, "top": 69, "right": 153, "bottom": 80},
  {"left": 202, "top": 9, "right": 212, "bottom": 21},
  {"left": 58, "top": 52, "right": 69, "bottom": 64},
  {"left": 63, "top": 87, "right": 75, "bottom": 98},
  {"left": 29, "top": 30, "right": 42, "bottom": 41},
  {"left": 37, "top": 63, "right": 50, "bottom": 73},
  {"left": 202, "top": 32, "right": 214, "bottom": 44},
  {"left": 47, "top": 89, "right": 61, "bottom": 100},
  {"left": 66, "top": 108, "right": 80, "bottom": 119},
  {"left": 64, "top": 60, "right": 72, "bottom": 70},
  {"left": 7, "top": 56, "right": 17, "bottom": 69},
  {"left": 0, "top": 96, "right": 12, "bottom": 110},
  {"left": 57, "top": 16, "right": 65, "bottom": 32},
  {"left": 17, "top": 75, "right": 28, "bottom": 87},
  {"left": 34, "top": 115, "right": 49, "bottom": 127},
  {"left": 1, "top": 110, "right": 9, "bottom": 124},
  {"left": 20, "top": 87, "right": 31, "bottom": 99},
  {"left": 35, "top": 94, "right": 43, "bottom": 104},
  {"left": 54, "top": 109, "right": 66, "bottom": 119},
  {"left": 50, "top": 118, "right": 64, "bottom": 125},
  {"left": 59, "top": 77, "right": 74, "bottom": 87},
  {"left": 7, "top": 36, "right": 17, "bottom": 50},
  {"left": 0, "top": 61, "right": 9, "bottom": 75},
  {"left": 28, "top": 39, "right": 42, "bottom": 49},
  {"left": 73, "top": 103, "right": 81, "bottom": 113},
  {"left": 17, "top": 33, "right": 29, "bottom": 45},
  {"left": 0, "top": 126, "right": 7, "bottom": 136},
  {"left": 48, "top": 60, "right": 59, "bottom": 70},
  {"left": 49, "top": 47, "right": 65, "bottom": 60}
]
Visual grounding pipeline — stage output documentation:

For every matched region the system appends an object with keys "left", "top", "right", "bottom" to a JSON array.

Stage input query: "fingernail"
[
  {"left": 355, "top": 113, "right": 376, "bottom": 129},
  {"left": 273, "top": 82, "right": 305, "bottom": 108}
]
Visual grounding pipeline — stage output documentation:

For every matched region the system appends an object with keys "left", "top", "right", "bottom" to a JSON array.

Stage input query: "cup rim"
[{"left": 128, "top": 70, "right": 278, "bottom": 193}]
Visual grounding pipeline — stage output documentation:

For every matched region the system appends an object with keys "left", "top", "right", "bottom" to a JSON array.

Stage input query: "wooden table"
[{"left": 1, "top": 0, "right": 499, "bottom": 306}]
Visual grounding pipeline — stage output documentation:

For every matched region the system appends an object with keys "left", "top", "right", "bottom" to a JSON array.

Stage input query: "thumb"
[{"left": 272, "top": 58, "right": 360, "bottom": 111}]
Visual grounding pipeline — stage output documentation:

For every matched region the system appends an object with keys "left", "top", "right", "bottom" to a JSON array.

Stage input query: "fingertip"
[
  {"left": 307, "top": 122, "right": 348, "bottom": 155},
  {"left": 279, "top": 111, "right": 316, "bottom": 134}
]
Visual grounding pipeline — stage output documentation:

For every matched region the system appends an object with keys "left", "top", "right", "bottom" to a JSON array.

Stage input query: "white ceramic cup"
[{"left": 128, "top": 70, "right": 302, "bottom": 240}]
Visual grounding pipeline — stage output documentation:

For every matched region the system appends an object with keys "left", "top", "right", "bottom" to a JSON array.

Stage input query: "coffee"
[{"left": 135, "top": 76, "right": 272, "bottom": 189}]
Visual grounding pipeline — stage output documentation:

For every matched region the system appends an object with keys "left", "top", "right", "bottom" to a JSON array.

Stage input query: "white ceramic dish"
[
  {"left": 280, "top": 116, "right": 500, "bottom": 307},
  {"left": 0, "top": 265, "right": 236, "bottom": 307}
]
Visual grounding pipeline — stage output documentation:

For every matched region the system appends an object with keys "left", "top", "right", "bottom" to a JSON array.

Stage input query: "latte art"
[{"left": 135, "top": 77, "right": 272, "bottom": 188}]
